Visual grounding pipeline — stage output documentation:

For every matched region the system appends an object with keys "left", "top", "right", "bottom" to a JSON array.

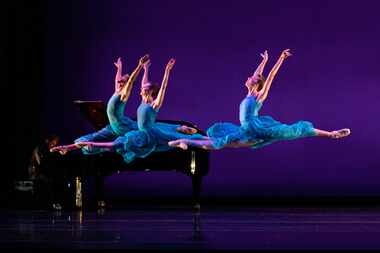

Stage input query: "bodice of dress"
[
  {"left": 106, "top": 93, "right": 126, "bottom": 125},
  {"left": 239, "top": 95, "right": 263, "bottom": 124},
  {"left": 137, "top": 102, "right": 158, "bottom": 130}
]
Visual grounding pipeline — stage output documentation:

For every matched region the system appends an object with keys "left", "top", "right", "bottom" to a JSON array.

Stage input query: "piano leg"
[
  {"left": 74, "top": 176, "right": 82, "bottom": 209},
  {"left": 191, "top": 175, "right": 202, "bottom": 211},
  {"left": 95, "top": 171, "right": 106, "bottom": 208}
]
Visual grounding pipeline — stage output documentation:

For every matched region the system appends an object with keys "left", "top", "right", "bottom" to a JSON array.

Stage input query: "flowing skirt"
[
  {"left": 207, "top": 115, "right": 316, "bottom": 149},
  {"left": 74, "top": 116, "right": 188, "bottom": 156},
  {"left": 75, "top": 125, "right": 119, "bottom": 155},
  {"left": 114, "top": 126, "right": 205, "bottom": 163}
]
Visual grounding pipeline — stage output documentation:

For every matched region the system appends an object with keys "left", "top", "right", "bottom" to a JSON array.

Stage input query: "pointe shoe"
[
  {"left": 178, "top": 142, "right": 188, "bottom": 150},
  {"left": 168, "top": 140, "right": 188, "bottom": 150},
  {"left": 50, "top": 146, "right": 67, "bottom": 155},
  {"left": 168, "top": 140, "right": 178, "bottom": 147},
  {"left": 331, "top": 128, "right": 351, "bottom": 139},
  {"left": 59, "top": 149, "right": 68, "bottom": 155},
  {"left": 50, "top": 147, "right": 59, "bottom": 152},
  {"left": 178, "top": 126, "right": 197, "bottom": 135}
]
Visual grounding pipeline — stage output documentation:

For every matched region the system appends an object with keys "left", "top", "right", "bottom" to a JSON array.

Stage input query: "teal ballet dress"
[
  {"left": 207, "top": 95, "right": 316, "bottom": 149},
  {"left": 74, "top": 94, "right": 192, "bottom": 155},
  {"left": 114, "top": 102, "right": 204, "bottom": 163},
  {"left": 74, "top": 93, "right": 138, "bottom": 154}
]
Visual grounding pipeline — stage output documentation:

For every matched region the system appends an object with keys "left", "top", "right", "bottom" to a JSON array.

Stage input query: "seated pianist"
[{"left": 28, "top": 134, "right": 65, "bottom": 210}]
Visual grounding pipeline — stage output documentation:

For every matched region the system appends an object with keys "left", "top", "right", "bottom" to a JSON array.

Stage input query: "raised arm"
[
  {"left": 114, "top": 57, "right": 123, "bottom": 93},
  {"left": 141, "top": 59, "right": 151, "bottom": 86},
  {"left": 253, "top": 50, "right": 268, "bottom": 77},
  {"left": 152, "top": 58, "right": 176, "bottom": 110},
  {"left": 120, "top": 54, "right": 150, "bottom": 102},
  {"left": 258, "top": 49, "right": 291, "bottom": 102}
]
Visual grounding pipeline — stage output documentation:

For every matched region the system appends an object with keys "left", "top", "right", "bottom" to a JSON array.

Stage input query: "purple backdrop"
[{"left": 42, "top": 0, "right": 380, "bottom": 198}]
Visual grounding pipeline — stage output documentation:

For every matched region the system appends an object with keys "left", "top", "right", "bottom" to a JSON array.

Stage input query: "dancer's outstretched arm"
[
  {"left": 141, "top": 59, "right": 151, "bottom": 86},
  {"left": 252, "top": 50, "right": 268, "bottom": 77},
  {"left": 120, "top": 54, "right": 150, "bottom": 102},
  {"left": 114, "top": 57, "right": 124, "bottom": 93},
  {"left": 258, "top": 49, "right": 291, "bottom": 103},
  {"left": 152, "top": 58, "right": 176, "bottom": 110}
]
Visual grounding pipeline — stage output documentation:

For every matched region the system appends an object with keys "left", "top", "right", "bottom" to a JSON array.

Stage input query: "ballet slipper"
[
  {"left": 177, "top": 126, "right": 197, "bottom": 135},
  {"left": 331, "top": 128, "right": 351, "bottom": 139},
  {"left": 168, "top": 140, "right": 188, "bottom": 150},
  {"left": 178, "top": 142, "right": 188, "bottom": 150}
]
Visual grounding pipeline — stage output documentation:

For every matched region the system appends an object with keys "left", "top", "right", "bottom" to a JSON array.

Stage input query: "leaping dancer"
[
  {"left": 76, "top": 58, "right": 206, "bottom": 163},
  {"left": 50, "top": 55, "right": 198, "bottom": 155},
  {"left": 169, "top": 49, "right": 350, "bottom": 150}
]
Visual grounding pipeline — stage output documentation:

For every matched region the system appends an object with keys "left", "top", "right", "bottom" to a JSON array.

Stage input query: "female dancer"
[
  {"left": 169, "top": 49, "right": 350, "bottom": 150},
  {"left": 77, "top": 58, "right": 206, "bottom": 163},
  {"left": 51, "top": 55, "right": 198, "bottom": 155},
  {"left": 50, "top": 56, "right": 147, "bottom": 155}
]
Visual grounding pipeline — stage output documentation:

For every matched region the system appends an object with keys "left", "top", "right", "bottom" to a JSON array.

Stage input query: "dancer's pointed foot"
[
  {"left": 331, "top": 128, "right": 351, "bottom": 139},
  {"left": 50, "top": 146, "right": 69, "bottom": 155},
  {"left": 177, "top": 125, "right": 197, "bottom": 135},
  {"left": 168, "top": 140, "right": 188, "bottom": 150}
]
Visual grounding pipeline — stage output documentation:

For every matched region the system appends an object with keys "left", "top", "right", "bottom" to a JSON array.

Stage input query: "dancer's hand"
[
  {"left": 143, "top": 59, "right": 151, "bottom": 70},
  {"left": 139, "top": 54, "right": 150, "bottom": 65},
  {"left": 260, "top": 50, "right": 268, "bottom": 61},
  {"left": 114, "top": 57, "right": 122, "bottom": 69},
  {"left": 280, "top": 49, "right": 292, "bottom": 59},
  {"left": 165, "top": 58, "right": 176, "bottom": 72}
]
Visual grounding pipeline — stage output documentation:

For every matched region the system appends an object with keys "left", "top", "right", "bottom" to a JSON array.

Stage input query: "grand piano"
[{"left": 55, "top": 100, "right": 210, "bottom": 210}]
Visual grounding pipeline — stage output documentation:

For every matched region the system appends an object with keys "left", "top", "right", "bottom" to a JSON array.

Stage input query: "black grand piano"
[{"left": 54, "top": 100, "right": 210, "bottom": 210}]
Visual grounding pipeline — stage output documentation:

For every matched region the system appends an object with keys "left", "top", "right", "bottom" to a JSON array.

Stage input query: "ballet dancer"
[
  {"left": 77, "top": 58, "right": 206, "bottom": 163},
  {"left": 50, "top": 55, "right": 148, "bottom": 155},
  {"left": 51, "top": 55, "right": 199, "bottom": 155},
  {"left": 169, "top": 49, "right": 350, "bottom": 150}
]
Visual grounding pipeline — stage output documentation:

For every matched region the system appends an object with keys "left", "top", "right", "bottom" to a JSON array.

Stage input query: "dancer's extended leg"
[
  {"left": 75, "top": 141, "right": 116, "bottom": 151},
  {"left": 50, "top": 144, "right": 83, "bottom": 155},
  {"left": 169, "top": 138, "right": 215, "bottom": 150},
  {"left": 314, "top": 128, "right": 351, "bottom": 139}
]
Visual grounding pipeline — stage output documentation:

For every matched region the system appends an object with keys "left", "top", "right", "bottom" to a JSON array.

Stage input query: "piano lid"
[{"left": 73, "top": 100, "right": 207, "bottom": 135}]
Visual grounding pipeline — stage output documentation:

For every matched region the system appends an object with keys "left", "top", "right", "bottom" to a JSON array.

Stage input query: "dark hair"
[
  {"left": 45, "top": 134, "right": 59, "bottom": 143},
  {"left": 146, "top": 83, "right": 160, "bottom": 99}
]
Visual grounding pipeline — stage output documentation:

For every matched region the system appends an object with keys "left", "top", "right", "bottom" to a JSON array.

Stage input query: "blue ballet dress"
[
  {"left": 207, "top": 95, "right": 316, "bottom": 149},
  {"left": 74, "top": 93, "right": 138, "bottom": 154},
  {"left": 114, "top": 102, "right": 205, "bottom": 163}
]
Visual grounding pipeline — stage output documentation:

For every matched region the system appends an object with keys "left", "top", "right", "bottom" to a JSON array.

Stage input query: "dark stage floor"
[{"left": 1, "top": 206, "right": 380, "bottom": 251}]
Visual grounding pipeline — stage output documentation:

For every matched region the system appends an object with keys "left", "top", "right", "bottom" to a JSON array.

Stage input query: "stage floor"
[{"left": 1, "top": 206, "right": 380, "bottom": 251}]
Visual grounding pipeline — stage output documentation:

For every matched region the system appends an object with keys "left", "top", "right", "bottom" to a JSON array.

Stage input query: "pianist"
[{"left": 29, "top": 134, "right": 64, "bottom": 210}]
